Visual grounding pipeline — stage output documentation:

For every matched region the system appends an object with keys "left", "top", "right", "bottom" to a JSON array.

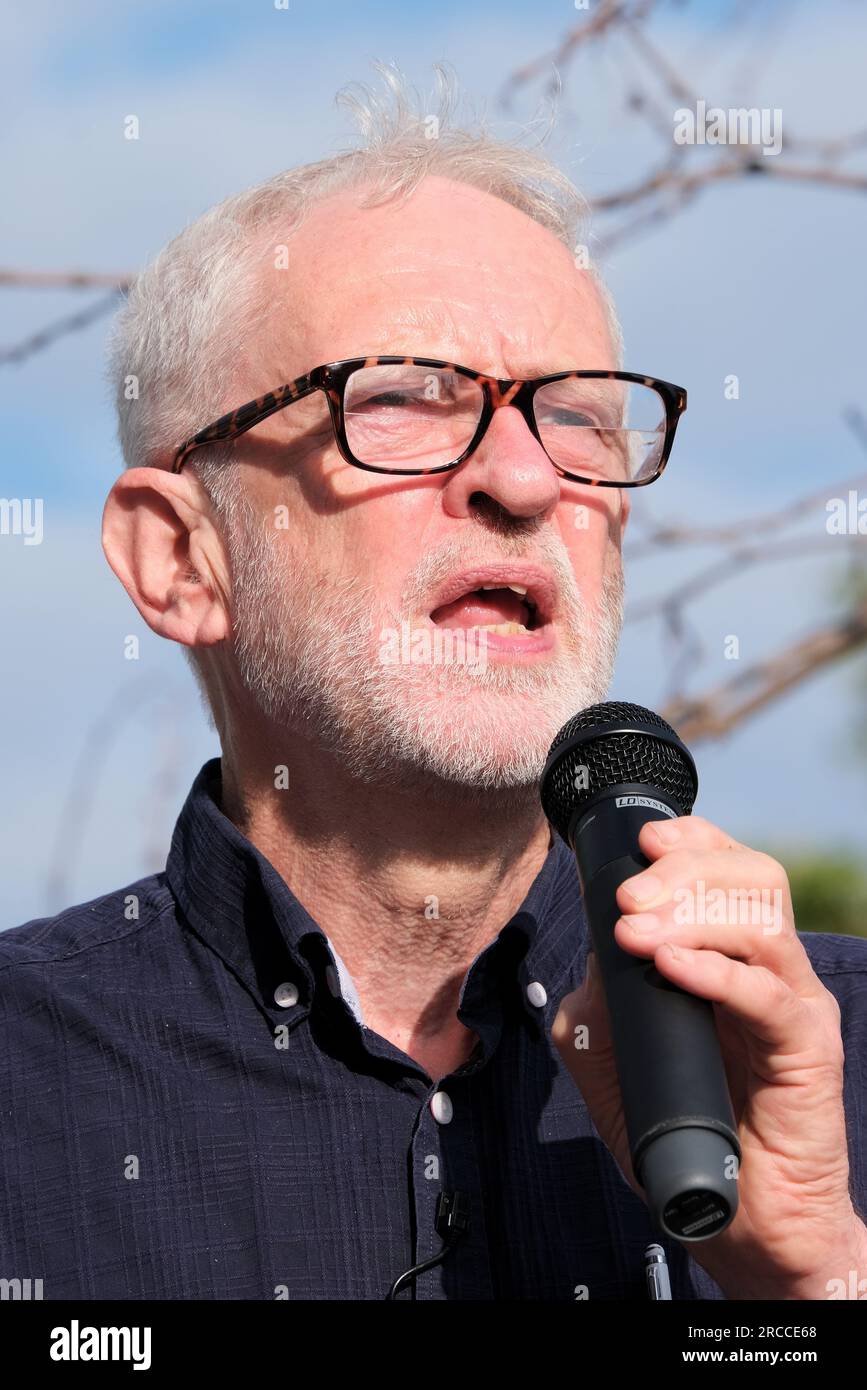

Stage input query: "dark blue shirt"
[{"left": 2, "top": 759, "right": 866, "bottom": 1301}]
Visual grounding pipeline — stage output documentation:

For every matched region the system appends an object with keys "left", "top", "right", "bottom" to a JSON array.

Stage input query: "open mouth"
[
  {"left": 427, "top": 571, "right": 555, "bottom": 640},
  {"left": 430, "top": 584, "right": 539, "bottom": 635}
]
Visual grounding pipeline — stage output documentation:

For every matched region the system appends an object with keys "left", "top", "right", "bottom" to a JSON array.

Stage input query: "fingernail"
[
  {"left": 623, "top": 872, "right": 663, "bottom": 905},
  {"left": 619, "top": 912, "right": 660, "bottom": 933},
  {"left": 651, "top": 819, "right": 681, "bottom": 846}
]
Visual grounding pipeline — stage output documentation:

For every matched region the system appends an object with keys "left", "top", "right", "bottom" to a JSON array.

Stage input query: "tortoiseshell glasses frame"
[{"left": 170, "top": 355, "right": 687, "bottom": 486}]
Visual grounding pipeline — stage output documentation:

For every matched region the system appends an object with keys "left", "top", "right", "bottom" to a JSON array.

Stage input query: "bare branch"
[
  {"left": 498, "top": 0, "right": 658, "bottom": 105},
  {"left": 845, "top": 408, "right": 867, "bottom": 454},
  {"left": 0, "top": 291, "right": 121, "bottom": 366},
  {"left": 627, "top": 535, "right": 864, "bottom": 625},
  {"left": 621, "top": 13, "right": 700, "bottom": 107},
  {"left": 591, "top": 154, "right": 867, "bottom": 222},
  {"left": 662, "top": 596, "right": 867, "bottom": 743},
  {"left": 625, "top": 468, "right": 867, "bottom": 560},
  {"left": 501, "top": 2, "right": 867, "bottom": 256},
  {"left": 0, "top": 269, "right": 133, "bottom": 289}
]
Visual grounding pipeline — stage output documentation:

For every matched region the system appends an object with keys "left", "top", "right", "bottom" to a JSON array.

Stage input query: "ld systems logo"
[
  {"left": 615, "top": 795, "right": 676, "bottom": 818},
  {"left": 49, "top": 1320, "right": 151, "bottom": 1371}
]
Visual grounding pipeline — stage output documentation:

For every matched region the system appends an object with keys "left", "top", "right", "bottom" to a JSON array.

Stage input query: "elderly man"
[{"left": 2, "top": 74, "right": 866, "bottom": 1303}]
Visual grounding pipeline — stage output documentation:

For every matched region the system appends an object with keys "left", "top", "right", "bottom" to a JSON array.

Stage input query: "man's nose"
[{"left": 439, "top": 405, "right": 561, "bottom": 524}]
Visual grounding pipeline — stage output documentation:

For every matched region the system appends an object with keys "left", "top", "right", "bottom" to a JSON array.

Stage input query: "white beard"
[{"left": 227, "top": 500, "right": 623, "bottom": 797}]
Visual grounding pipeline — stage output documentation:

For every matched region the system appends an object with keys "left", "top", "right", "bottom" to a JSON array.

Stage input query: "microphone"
[{"left": 540, "top": 700, "right": 740, "bottom": 1242}]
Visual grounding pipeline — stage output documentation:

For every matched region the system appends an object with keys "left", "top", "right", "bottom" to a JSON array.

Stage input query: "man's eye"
[
  {"left": 363, "top": 391, "right": 412, "bottom": 407},
  {"left": 547, "top": 408, "right": 597, "bottom": 427},
  {"left": 359, "top": 390, "right": 451, "bottom": 411}
]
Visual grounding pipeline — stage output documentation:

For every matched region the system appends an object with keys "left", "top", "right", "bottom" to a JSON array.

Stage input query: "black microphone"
[{"left": 540, "top": 700, "right": 740, "bottom": 1242}]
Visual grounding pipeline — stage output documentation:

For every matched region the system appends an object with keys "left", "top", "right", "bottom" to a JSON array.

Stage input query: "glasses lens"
[
  {"left": 344, "top": 364, "right": 484, "bottom": 469},
  {"left": 533, "top": 378, "right": 667, "bottom": 483}
]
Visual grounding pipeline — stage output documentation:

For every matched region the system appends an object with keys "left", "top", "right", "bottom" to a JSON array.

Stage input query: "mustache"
[{"left": 400, "top": 529, "right": 586, "bottom": 618}]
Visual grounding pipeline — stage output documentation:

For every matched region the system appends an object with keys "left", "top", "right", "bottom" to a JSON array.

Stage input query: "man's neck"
[{"left": 220, "top": 734, "right": 553, "bottom": 1082}]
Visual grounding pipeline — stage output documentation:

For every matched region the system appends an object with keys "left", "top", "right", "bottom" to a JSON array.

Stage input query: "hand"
[{"left": 551, "top": 814, "right": 867, "bottom": 1299}]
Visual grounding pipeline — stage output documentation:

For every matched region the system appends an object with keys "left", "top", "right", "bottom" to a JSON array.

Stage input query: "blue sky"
[{"left": 2, "top": 0, "right": 866, "bottom": 926}]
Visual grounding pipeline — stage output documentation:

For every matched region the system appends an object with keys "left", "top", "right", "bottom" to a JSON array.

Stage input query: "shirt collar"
[{"left": 165, "top": 758, "right": 588, "bottom": 1033}]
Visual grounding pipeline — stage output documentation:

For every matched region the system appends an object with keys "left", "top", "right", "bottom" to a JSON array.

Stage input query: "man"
[{"left": 2, "top": 71, "right": 866, "bottom": 1301}]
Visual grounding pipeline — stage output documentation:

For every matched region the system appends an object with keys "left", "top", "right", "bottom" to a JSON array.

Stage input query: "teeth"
[
  {"left": 471, "top": 622, "right": 531, "bottom": 636},
  {"left": 478, "top": 583, "right": 529, "bottom": 596}
]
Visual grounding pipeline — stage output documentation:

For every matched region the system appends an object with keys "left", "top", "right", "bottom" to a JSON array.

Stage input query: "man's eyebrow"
[{"left": 359, "top": 345, "right": 591, "bottom": 379}]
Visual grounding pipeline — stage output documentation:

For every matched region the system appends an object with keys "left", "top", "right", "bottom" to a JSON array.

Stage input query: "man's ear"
[
  {"left": 101, "top": 467, "right": 231, "bottom": 648},
  {"left": 619, "top": 490, "right": 631, "bottom": 543}
]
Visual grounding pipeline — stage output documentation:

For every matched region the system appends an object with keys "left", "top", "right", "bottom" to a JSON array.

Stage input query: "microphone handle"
[{"left": 571, "top": 790, "right": 741, "bottom": 1241}]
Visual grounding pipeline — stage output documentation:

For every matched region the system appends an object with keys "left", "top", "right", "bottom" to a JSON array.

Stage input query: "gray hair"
[{"left": 104, "top": 62, "right": 623, "bottom": 701}]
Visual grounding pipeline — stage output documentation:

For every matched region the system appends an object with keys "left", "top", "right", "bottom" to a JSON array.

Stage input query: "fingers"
[
  {"left": 648, "top": 941, "right": 842, "bottom": 1060},
  {"left": 638, "top": 814, "right": 744, "bottom": 859},
  {"left": 614, "top": 836, "right": 816, "bottom": 994}
]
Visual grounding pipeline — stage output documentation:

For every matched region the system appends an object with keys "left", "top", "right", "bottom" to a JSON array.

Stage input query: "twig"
[
  {"left": 0, "top": 269, "right": 133, "bottom": 289},
  {"left": 662, "top": 597, "right": 867, "bottom": 742},
  {"left": 0, "top": 290, "right": 122, "bottom": 366},
  {"left": 625, "top": 468, "right": 867, "bottom": 560}
]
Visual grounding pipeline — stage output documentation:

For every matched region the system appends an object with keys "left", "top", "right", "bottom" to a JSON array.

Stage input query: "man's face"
[{"left": 222, "top": 174, "right": 627, "bottom": 793}]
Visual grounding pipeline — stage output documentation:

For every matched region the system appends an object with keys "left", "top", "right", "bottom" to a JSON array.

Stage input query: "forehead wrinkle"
[
  {"left": 363, "top": 302, "right": 494, "bottom": 364},
  {"left": 361, "top": 305, "right": 582, "bottom": 378},
  {"left": 383, "top": 302, "right": 461, "bottom": 335}
]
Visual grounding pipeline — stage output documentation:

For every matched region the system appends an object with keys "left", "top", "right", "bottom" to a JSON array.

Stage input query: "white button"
[
  {"left": 526, "top": 981, "right": 548, "bottom": 1007},
  {"left": 325, "top": 964, "right": 341, "bottom": 997},
  {"left": 430, "top": 1091, "right": 453, "bottom": 1125},
  {"left": 274, "top": 981, "right": 299, "bottom": 1008}
]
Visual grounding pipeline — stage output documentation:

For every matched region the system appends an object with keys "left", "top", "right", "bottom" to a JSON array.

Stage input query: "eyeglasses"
[{"left": 171, "top": 356, "right": 687, "bottom": 486}]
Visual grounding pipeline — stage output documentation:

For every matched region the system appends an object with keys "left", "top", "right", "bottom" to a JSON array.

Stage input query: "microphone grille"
[
  {"left": 541, "top": 701, "right": 698, "bottom": 843},
  {"left": 546, "top": 700, "right": 677, "bottom": 754}
]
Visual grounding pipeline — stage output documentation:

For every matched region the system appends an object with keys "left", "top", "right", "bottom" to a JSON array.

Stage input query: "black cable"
[{"left": 385, "top": 1190, "right": 471, "bottom": 1300}]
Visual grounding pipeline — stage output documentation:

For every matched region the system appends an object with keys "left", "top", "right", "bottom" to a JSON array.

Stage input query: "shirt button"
[
  {"left": 274, "top": 981, "right": 299, "bottom": 1008},
  {"left": 526, "top": 981, "right": 548, "bottom": 1007},
  {"left": 430, "top": 1091, "right": 453, "bottom": 1125}
]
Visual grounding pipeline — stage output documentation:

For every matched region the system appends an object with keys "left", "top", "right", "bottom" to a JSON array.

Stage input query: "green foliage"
[{"left": 781, "top": 852, "right": 867, "bottom": 939}]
